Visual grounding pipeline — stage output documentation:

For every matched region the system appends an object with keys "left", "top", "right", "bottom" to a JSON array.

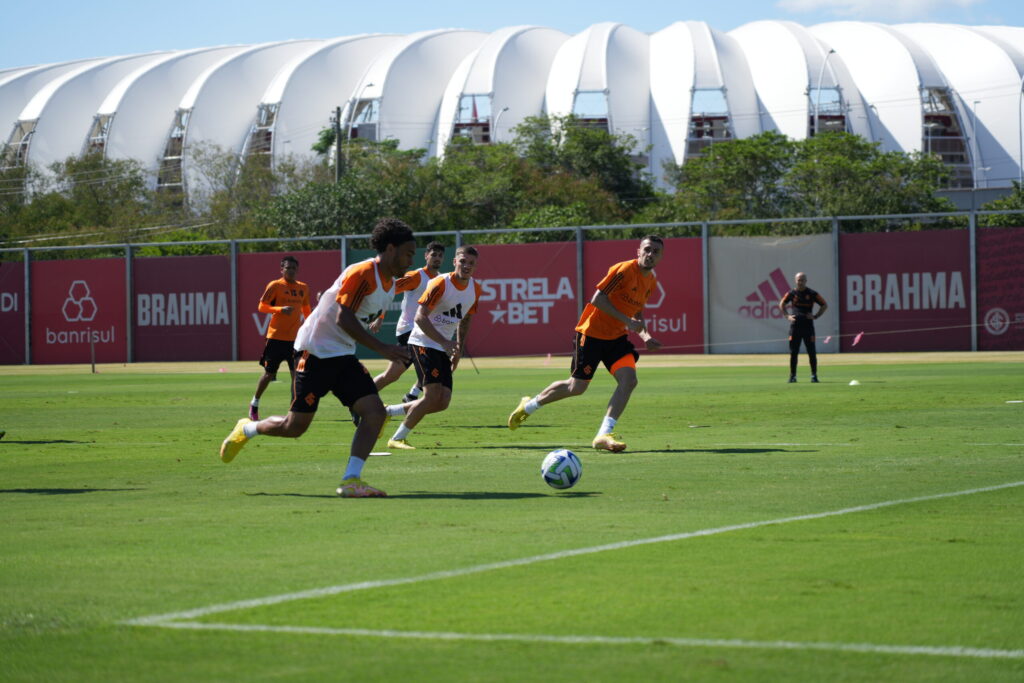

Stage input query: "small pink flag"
[
  {"left": 218, "top": 368, "right": 226, "bottom": 373},
  {"left": 823, "top": 336, "right": 832, "bottom": 344},
  {"left": 852, "top": 332, "right": 864, "bottom": 347},
  {"left": 544, "top": 353, "right": 552, "bottom": 366}
]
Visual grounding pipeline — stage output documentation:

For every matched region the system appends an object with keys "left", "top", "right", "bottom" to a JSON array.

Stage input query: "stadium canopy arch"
[{"left": 2, "top": 20, "right": 1023, "bottom": 200}]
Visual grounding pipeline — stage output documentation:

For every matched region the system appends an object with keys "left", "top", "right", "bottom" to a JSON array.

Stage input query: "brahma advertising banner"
[
  {"left": 468, "top": 241, "right": 580, "bottom": 357},
  {"left": 839, "top": 230, "right": 971, "bottom": 352},
  {"left": 583, "top": 237, "right": 704, "bottom": 355},
  {"left": 133, "top": 255, "right": 232, "bottom": 361},
  {"left": 31, "top": 258, "right": 127, "bottom": 363},
  {"left": 709, "top": 234, "right": 836, "bottom": 354},
  {"left": 0, "top": 260, "right": 25, "bottom": 364},
  {"left": 236, "top": 251, "right": 345, "bottom": 362},
  {"left": 977, "top": 226, "right": 1024, "bottom": 351}
]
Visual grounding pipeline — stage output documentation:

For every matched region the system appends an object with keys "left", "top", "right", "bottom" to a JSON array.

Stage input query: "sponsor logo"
[
  {"left": 481, "top": 276, "right": 574, "bottom": 325},
  {"left": 63, "top": 280, "right": 98, "bottom": 322},
  {"left": 984, "top": 307, "right": 1010, "bottom": 336},
  {"left": 846, "top": 272, "right": 966, "bottom": 312},
  {"left": 137, "top": 292, "right": 229, "bottom": 326},
  {"left": 1, "top": 292, "right": 17, "bottom": 312},
  {"left": 738, "top": 268, "right": 789, "bottom": 319}
]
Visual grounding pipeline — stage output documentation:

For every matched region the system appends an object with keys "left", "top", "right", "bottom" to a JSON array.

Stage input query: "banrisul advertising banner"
[
  {"left": 31, "top": 258, "right": 127, "bottom": 363},
  {"left": 468, "top": 241, "right": 579, "bottom": 357},
  {"left": 709, "top": 234, "right": 835, "bottom": 354},
  {"left": 0, "top": 260, "right": 25, "bottom": 364},
  {"left": 839, "top": 230, "right": 970, "bottom": 352},
  {"left": 133, "top": 255, "right": 232, "bottom": 361},
  {"left": 236, "top": 251, "right": 344, "bottom": 361},
  {"left": 583, "top": 237, "right": 704, "bottom": 355},
  {"left": 977, "top": 226, "right": 1024, "bottom": 350}
]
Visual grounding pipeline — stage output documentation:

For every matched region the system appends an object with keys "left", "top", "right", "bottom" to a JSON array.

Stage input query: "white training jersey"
[
  {"left": 395, "top": 267, "right": 434, "bottom": 336},
  {"left": 294, "top": 258, "right": 395, "bottom": 358},
  {"left": 408, "top": 274, "right": 481, "bottom": 352}
]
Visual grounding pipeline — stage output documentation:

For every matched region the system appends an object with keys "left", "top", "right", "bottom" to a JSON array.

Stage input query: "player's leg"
[
  {"left": 509, "top": 332, "right": 592, "bottom": 429},
  {"left": 592, "top": 354, "right": 636, "bottom": 453},
  {"left": 372, "top": 359, "right": 407, "bottom": 391},
  {"left": 336, "top": 358, "right": 388, "bottom": 497},
  {"left": 788, "top": 333, "right": 800, "bottom": 382},
  {"left": 388, "top": 347, "right": 451, "bottom": 449},
  {"left": 806, "top": 334, "right": 819, "bottom": 381}
]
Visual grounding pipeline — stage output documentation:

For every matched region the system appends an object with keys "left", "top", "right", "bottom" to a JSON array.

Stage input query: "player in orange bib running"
[
  {"left": 507, "top": 236, "right": 665, "bottom": 452},
  {"left": 249, "top": 256, "right": 311, "bottom": 420}
]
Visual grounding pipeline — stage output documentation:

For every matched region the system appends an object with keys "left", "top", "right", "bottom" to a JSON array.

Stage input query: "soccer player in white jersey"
[
  {"left": 373, "top": 241, "right": 446, "bottom": 402},
  {"left": 218, "top": 218, "right": 416, "bottom": 498},
  {"left": 385, "top": 246, "right": 482, "bottom": 450}
]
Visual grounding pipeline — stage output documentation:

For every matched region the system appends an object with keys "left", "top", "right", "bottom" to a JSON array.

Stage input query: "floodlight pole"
[
  {"left": 972, "top": 100, "right": 981, "bottom": 191},
  {"left": 814, "top": 48, "right": 836, "bottom": 136},
  {"left": 1018, "top": 71, "right": 1024, "bottom": 186},
  {"left": 492, "top": 105, "right": 509, "bottom": 144}
]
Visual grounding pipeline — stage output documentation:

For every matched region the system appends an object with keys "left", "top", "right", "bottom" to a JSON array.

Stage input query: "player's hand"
[
  {"left": 369, "top": 317, "right": 383, "bottom": 333},
  {"left": 381, "top": 344, "right": 410, "bottom": 364},
  {"left": 787, "top": 314, "right": 795, "bottom": 322},
  {"left": 645, "top": 337, "right": 662, "bottom": 351},
  {"left": 450, "top": 348, "right": 461, "bottom": 372},
  {"left": 281, "top": 305, "right": 294, "bottom": 315}
]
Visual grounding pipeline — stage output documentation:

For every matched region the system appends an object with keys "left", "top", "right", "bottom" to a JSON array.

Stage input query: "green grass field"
[{"left": 1, "top": 353, "right": 1022, "bottom": 682}]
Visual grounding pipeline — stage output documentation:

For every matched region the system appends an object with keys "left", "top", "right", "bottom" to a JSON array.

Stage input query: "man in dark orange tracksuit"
[{"left": 779, "top": 271, "right": 828, "bottom": 383}]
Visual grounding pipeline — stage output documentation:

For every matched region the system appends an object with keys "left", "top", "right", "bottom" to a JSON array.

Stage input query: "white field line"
[
  {"left": 145, "top": 622, "right": 1024, "bottom": 660},
  {"left": 709, "top": 442, "right": 853, "bottom": 447},
  {"left": 125, "top": 480, "right": 1024, "bottom": 628}
]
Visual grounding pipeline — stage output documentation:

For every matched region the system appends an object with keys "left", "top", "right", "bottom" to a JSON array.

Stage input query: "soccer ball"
[{"left": 541, "top": 449, "right": 582, "bottom": 490}]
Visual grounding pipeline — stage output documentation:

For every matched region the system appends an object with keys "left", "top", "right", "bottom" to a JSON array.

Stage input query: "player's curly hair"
[{"left": 370, "top": 218, "right": 414, "bottom": 253}]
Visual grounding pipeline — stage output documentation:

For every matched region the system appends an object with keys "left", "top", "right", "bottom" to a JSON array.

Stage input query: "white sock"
[
  {"left": 250, "top": 397, "right": 259, "bottom": 406},
  {"left": 406, "top": 384, "right": 422, "bottom": 398},
  {"left": 386, "top": 404, "right": 406, "bottom": 417},
  {"left": 392, "top": 423, "right": 411, "bottom": 441},
  {"left": 597, "top": 416, "right": 617, "bottom": 436},
  {"left": 525, "top": 397, "right": 541, "bottom": 414},
  {"left": 242, "top": 422, "right": 259, "bottom": 438},
  {"left": 343, "top": 456, "right": 365, "bottom": 480}
]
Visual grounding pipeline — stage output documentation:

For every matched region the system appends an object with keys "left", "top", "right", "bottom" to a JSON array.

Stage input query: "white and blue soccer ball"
[{"left": 541, "top": 449, "right": 582, "bottom": 490}]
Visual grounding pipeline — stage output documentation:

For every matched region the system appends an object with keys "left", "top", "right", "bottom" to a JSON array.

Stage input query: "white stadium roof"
[{"left": 2, "top": 20, "right": 1022, "bottom": 198}]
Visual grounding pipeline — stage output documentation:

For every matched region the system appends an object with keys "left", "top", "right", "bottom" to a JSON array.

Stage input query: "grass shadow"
[
  {"left": 0, "top": 488, "right": 143, "bottom": 495},
  {"left": 0, "top": 440, "right": 90, "bottom": 445}
]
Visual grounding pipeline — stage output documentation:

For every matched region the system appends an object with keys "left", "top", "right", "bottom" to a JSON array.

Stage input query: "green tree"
[{"left": 979, "top": 181, "right": 1024, "bottom": 227}]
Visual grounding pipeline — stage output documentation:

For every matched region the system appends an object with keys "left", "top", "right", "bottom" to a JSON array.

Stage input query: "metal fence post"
[
  {"left": 832, "top": 217, "right": 841, "bottom": 353},
  {"left": 701, "top": 222, "right": 709, "bottom": 354},
  {"left": 125, "top": 244, "right": 133, "bottom": 363},
  {"left": 969, "top": 212, "right": 978, "bottom": 352},
  {"left": 23, "top": 247, "right": 30, "bottom": 365},
  {"left": 230, "top": 240, "right": 238, "bottom": 362},
  {"left": 576, "top": 227, "right": 585, "bottom": 319}
]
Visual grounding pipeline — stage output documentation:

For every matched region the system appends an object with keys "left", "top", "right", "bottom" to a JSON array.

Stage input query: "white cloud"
[{"left": 776, "top": 0, "right": 982, "bottom": 20}]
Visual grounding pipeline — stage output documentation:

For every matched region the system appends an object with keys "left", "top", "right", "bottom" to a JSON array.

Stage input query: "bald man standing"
[{"left": 779, "top": 272, "right": 828, "bottom": 383}]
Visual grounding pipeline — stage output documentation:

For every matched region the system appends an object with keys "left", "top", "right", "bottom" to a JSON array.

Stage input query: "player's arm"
[
  {"left": 300, "top": 290, "right": 312, "bottom": 319},
  {"left": 590, "top": 290, "right": 644, "bottom": 334},
  {"left": 779, "top": 292, "right": 795, "bottom": 322},
  {"left": 335, "top": 305, "right": 408, "bottom": 363},
  {"left": 814, "top": 295, "right": 828, "bottom": 320},
  {"left": 450, "top": 314, "right": 473, "bottom": 371},
  {"left": 413, "top": 304, "right": 456, "bottom": 355},
  {"left": 259, "top": 284, "right": 289, "bottom": 315}
]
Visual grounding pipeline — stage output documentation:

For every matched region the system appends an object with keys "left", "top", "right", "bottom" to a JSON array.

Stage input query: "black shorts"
[
  {"left": 395, "top": 331, "right": 413, "bottom": 368},
  {"left": 788, "top": 319, "right": 816, "bottom": 343},
  {"left": 410, "top": 345, "right": 453, "bottom": 390},
  {"left": 289, "top": 352, "right": 378, "bottom": 414},
  {"left": 259, "top": 338, "right": 296, "bottom": 374},
  {"left": 570, "top": 332, "right": 639, "bottom": 380}
]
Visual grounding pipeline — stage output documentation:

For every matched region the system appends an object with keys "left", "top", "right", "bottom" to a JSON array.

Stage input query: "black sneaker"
[
  {"left": 788, "top": 376, "right": 797, "bottom": 383},
  {"left": 402, "top": 393, "right": 418, "bottom": 403},
  {"left": 811, "top": 375, "right": 819, "bottom": 383}
]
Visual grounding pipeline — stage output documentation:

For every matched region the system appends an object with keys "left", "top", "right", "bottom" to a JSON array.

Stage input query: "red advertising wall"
[
  {"left": 839, "top": 230, "right": 971, "bottom": 351},
  {"left": 584, "top": 237, "right": 704, "bottom": 355},
  {"left": 0, "top": 260, "right": 25, "bottom": 364},
  {"left": 31, "top": 258, "right": 127, "bottom": 363},
  {"left": 133, "top": 255, "right": 232, "bottom": 361},
  {"left": 236, "top": 251, "right": 344, "bottom": 361},
  {"left": 468, "top": 241, "right": 580, "bottom": 357},
  {"left": 977, "top": 226, "right": 1024, "bottom": 350}
]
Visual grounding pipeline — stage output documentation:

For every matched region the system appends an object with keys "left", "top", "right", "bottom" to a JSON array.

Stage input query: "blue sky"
[{"left": 3, "top": 0, "right": 1022, "bottom": 69}]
